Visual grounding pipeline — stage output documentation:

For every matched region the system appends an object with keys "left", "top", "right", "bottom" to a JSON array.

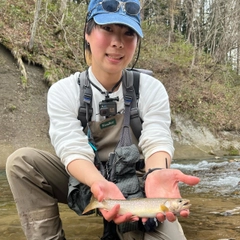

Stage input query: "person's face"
[{"left": 85, "top": 24, "right": 138, "bottom": 76}]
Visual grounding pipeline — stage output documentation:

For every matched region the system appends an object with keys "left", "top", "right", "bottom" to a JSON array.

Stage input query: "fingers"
[
  {"left": 156, "top": 210, "right": 189, "bottom": 223},
  {"left": 177, "top": 171, "right": 200, "bottom": 186},
  {"left": 114, "top": 213, "right": 138, "bottom": 225},
  {"left": 100, "top": 204, "right": 120, "bottom": 221},
  {"left": 156, "top": 212, "right": 176, "bottom": 222},
  {"left": 100, "top": 204, "right": 139, "bottom": 224},
  {"left": 180, "top": 209, "right": 189, "bottom": 218},
  {"left": 156, "top": 212, "right": 166, "bottom": 222},
  {"left": 166, "top": 212, "right": 177, "bottom": 222},
  {"left": 90, "top": 182, "right": 104, "bottom": 202}
]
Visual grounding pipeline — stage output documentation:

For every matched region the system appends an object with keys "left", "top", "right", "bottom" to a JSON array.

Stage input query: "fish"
[{"left": 83, "top": 197, "right": 191, "bottom": 217}]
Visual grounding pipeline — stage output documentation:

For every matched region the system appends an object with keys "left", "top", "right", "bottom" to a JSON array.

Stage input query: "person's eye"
[
  {"left": 125, "top": 29, "right": 136, "bottom": 37},
  {"left": 100, "top": 25, "right": 112, "bottom": 32}
]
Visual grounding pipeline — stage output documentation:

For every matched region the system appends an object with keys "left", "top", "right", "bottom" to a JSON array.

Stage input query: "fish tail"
[{"left": 82, "top": 196, "right": 101, "bottom": 214}]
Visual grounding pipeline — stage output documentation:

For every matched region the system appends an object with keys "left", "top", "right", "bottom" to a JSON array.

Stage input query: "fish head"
[{"left": 167, "top": 198, "right": 191, "bottom": 214}]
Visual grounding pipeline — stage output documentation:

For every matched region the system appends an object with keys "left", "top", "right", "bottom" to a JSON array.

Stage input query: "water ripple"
[{"left": 171, "top": 159, "right": 240, "bottom": 197}]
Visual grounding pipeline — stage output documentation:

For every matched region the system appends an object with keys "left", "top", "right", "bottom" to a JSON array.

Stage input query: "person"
[{"left": 6, "top": 0, "right": 200, "bottom": 239}]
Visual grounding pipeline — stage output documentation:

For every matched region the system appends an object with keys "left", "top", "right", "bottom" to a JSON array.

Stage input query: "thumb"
[
  {"left": 177, "top": 171, "right": 200, "bottom": 186},
  {"left": 91, "top": 182, "right": 104, "bottom": 202}
]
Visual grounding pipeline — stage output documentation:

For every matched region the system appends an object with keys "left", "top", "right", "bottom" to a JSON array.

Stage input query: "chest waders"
[{"left": 67, "top": 69, "right": 149, "bottom": 239}]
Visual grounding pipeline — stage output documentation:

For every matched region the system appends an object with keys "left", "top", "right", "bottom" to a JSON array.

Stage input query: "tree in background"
[
  {"left": 22, "top": 0, "right": 240, "bottom": 75},
  {"left": 174, "top": 0, "right": 240, "bottom": 69},
  {"left": 29, "top": 0, "right": 42, "bottom": 52}
]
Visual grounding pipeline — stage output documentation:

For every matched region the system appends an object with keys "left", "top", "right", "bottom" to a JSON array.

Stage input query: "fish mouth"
[
  {"left": 179, "top": 199, "right": 191, "bottom": 205},
  {"left": 182, "top": 200, "right": 191, "bottom": 209}
]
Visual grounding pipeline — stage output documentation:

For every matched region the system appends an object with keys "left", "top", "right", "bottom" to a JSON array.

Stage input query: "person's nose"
[{"left": 111, "top": 34, "right": 124, "bottom": 48}]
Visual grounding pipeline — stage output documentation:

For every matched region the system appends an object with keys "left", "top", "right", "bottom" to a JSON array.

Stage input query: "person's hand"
[
  {"left": 91, "top": 180, "right": 139, "bottom": 224},
  {"left": 144, "top": 169, "right": 200, "bottom": 223}
]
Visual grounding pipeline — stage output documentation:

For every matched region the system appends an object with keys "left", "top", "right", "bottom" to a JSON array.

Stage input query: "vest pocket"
[{"left": 106, "top": 144, "right": 144, "bottom": 199}]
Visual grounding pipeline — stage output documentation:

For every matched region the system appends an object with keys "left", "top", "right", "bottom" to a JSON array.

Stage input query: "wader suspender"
[
  {"left": 77, "top": 70, "right": 93, "bottom": 129},
  {"left": 117, "top": 70, "right": 139, "bottom": 147}
]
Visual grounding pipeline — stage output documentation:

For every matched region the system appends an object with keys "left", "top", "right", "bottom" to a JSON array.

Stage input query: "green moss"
[{"left": 226, "top": 146, "right": 239, "bottom": 156}]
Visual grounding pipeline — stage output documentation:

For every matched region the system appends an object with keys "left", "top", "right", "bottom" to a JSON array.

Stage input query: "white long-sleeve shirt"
[{"left": 47, "top": 67, "right": 174, "bottom": 169}]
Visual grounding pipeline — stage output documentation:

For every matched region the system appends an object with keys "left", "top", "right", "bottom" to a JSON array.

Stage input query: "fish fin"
[
  {"left": 160, "top": 204, "right": 169, "bottom": 213},
  {"left": 82, "top": 196, "right": 99, "bottom": 215}
]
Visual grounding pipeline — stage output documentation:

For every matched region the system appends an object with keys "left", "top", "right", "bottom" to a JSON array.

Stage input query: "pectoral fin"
[{"left": 160, "top": 205, "right": 169, "bottom": 213}]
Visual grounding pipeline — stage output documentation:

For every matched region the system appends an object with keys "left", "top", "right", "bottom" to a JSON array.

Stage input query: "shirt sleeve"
[
  {"left": 138, "top": 73, "right": 175, "bottom": 161},
  {"left": 47, "top": 72, "right": 95, "bottom": 170}
]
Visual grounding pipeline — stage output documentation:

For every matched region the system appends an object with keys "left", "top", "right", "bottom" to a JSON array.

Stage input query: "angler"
[{"left": 6, "top": 0, "right": 200, "bottom": 239}]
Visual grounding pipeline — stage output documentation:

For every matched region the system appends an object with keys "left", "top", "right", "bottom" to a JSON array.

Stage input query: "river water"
[{"left": 0, "top": 157, "right": 240, "bottom": 240}]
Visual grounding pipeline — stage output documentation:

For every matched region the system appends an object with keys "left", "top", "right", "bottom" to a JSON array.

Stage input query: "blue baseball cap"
[{"left": 87, "top": 0, "right": 143, "bottom": 38}]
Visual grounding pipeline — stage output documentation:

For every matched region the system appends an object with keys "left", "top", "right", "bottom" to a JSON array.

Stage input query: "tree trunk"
[{"left": 28, "top": 0, "right": 42, "bottom": 51}]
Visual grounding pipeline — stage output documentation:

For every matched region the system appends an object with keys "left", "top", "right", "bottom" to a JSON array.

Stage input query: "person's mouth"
[{"left": 106, "top": 54, "right": 124, "bottom": 60}]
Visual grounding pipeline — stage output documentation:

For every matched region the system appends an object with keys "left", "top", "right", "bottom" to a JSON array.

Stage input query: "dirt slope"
[{"left": 0, "top": 44, "right": 54, "bottom": 168}]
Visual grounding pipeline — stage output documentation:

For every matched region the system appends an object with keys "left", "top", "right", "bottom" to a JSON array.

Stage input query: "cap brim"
[{"left": 93, "top": 14, "right": 143, "bottom": 38}]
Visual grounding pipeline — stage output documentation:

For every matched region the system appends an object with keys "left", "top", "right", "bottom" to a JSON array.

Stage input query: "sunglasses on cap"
[{"left": 90, "top": 0, "right": 141, "bottom": 16}]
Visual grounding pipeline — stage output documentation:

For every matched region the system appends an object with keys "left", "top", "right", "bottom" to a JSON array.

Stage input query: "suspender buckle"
[
  {"left": 83, "top": 92, "right": 92, "bottom": 104},
  {"left": 124, "top": 95, "right": 132, "bottom": 106},
  {"left": 130, "top": 107, "right": 139, "bottom": 119}
]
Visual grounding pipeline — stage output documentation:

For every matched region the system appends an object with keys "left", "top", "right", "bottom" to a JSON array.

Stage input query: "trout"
[{"left": 83, "top": 197, "right": 191, "bottom": 217}]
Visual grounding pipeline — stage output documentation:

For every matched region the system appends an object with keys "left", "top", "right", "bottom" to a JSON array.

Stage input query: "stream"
[{"left": 0, "top": 157, "right": 240, "bottom": 240}]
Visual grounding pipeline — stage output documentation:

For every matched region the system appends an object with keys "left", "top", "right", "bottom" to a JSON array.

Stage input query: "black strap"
[
  {"left": 122, "top": 70, "right": 142, "bottom": 141},
  {"left": 132, "top": 70, "right": 140, "bottom": 100},
  {"left": 77, "top": 71, "right": 93, "bottom": 127}
]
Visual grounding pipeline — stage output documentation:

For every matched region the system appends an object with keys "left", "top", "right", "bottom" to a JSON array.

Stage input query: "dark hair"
[{"left": 84, "top": 19, "right": 97, "bottom": 53}]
